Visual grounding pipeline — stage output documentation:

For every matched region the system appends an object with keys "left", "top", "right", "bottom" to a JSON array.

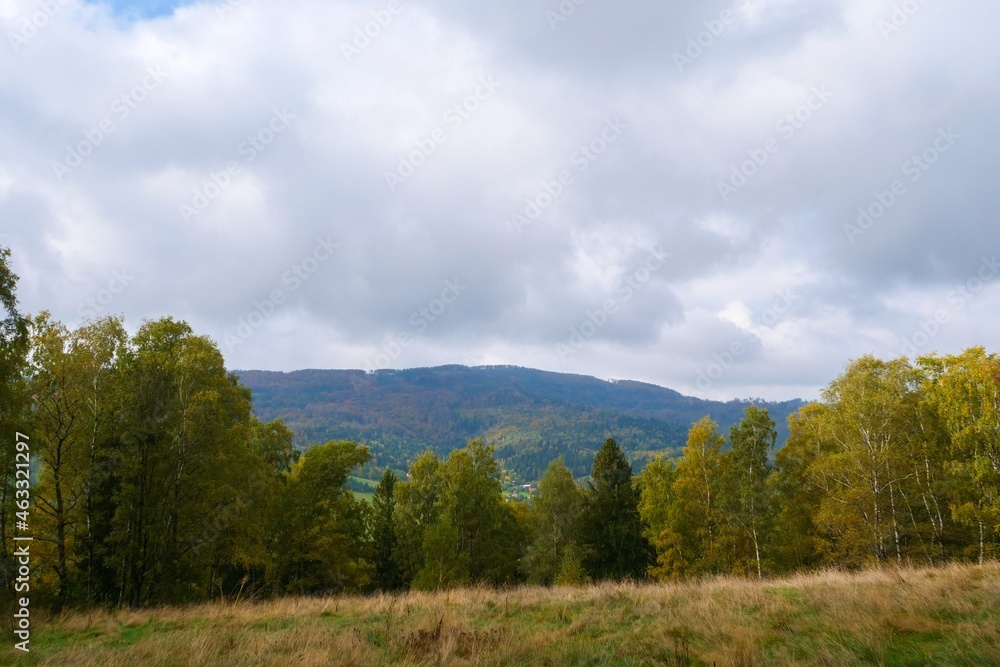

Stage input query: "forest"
[
  {"left": 237, "top": 365, "right": 804, "bottom": 481},
  {"left": 2, "top": 245, "right": 999, "bottom": 614}
]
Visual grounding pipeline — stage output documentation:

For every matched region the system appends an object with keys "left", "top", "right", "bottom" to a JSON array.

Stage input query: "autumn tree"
[
  {"left": 769, "top": 403, "right": 834, "bottom": 572},
  {"left": 24, "top": 314, "right": 129, "bottom": 609},
  {"left": 661, "top": 417, "right": 726, "bottom": 577},
  {"left": 638, "top": 455, "right": 678, "bottom": 581},
  {"left": 920, "top": 348, "right": 1000, "bottom": 563},
  {"left": 723, "top": 405, "right": 776, "bottom": 579},
  {"left": 808, "top": 356, "right": 927, "bottom": 566}
]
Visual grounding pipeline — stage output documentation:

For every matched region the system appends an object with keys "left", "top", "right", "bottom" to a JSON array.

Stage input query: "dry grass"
[{"left": 5, "top": 562, "right": 1000, "bottom": 666}]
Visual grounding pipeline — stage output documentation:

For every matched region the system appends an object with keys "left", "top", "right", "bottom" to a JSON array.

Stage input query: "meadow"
[{"left": 5, "top": 562, "right": 1000, "bottom": 666}]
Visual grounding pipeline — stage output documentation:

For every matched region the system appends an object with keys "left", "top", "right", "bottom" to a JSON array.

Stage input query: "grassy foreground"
[{"left": 5, "top": 563, "right": 1000, "bottom": 666}]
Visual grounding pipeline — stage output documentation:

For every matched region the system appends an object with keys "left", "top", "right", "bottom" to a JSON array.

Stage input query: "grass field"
[
  {"left": 5, "top": 562, "right": 1000, "bottom": 666},
  {"left": 349, "top": 475, "right": 378, "bottom": 502}
]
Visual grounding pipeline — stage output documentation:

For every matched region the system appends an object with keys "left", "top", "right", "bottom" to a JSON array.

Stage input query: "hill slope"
[{"left": 238, "top": 365, "right": 804, "bottom": 480}]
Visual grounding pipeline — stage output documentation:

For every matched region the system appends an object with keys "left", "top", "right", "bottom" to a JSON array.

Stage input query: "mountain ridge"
[{"left": 237, "top": 365, "right": 806, "bottom": 481}]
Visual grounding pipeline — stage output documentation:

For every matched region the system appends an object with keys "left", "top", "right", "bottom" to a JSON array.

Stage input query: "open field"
[{"left": 5, "top": 563, "right": 1000, "bottom": 666}]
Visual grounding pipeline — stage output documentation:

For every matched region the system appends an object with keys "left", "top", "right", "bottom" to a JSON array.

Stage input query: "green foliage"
[
  {"left": 239, "top": 366, "right": 804, "bottom": 480},
  {"left": 919, "top": 348, "right": 1000, "bottom": 563},
  {"left": 769, "top": 403, "right": 834, "bottom": 572},
  {"left": 577, "top": 438, "right": 653, "bottom": 581},
  {"left": 267, "top": 440, "right": 372, "bottom": 595},
  {"left": 723, "top": 405, "right": 776, "bottom": 578},
  {"left": 394, "top": 451, "right": 443, "bottom": 588},
  {"left": 639, "top": 455, "right": 678, "bottom": 579},
  {"left": 0, "top": 246, "right": 29, "bottom": 609},
  {"left": 369, "top": 469, "right": 402, "bottom": 591},
  {"left": 524, "top": 456, "right": 583, "bottom": 585},
  {"left": 412, "top": 514, "right": 469, "bottom": 591}
]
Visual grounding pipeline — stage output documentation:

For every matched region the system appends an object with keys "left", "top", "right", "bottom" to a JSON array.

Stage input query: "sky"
[{"left": 2, "top": 0, "right": 999, "bottom": 402}]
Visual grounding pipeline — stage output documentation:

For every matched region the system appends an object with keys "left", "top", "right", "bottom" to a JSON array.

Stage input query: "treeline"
[{"left": 1, "top": 248, "right": 999, "bottom": 613}]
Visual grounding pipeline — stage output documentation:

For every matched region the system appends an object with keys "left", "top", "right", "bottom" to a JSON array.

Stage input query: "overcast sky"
[{"left": 3, "top": 0, "right": 999, "bottom": 401}]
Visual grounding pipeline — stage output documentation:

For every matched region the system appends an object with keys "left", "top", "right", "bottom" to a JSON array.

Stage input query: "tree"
[
  {"left": 429, "top": 439, "right": 524, "bottom": 586},
  {"left": 267, "top": 440, "right": 372, "bottom": 595},
  {"left": 27, "top": 314, "right": 128, "bottom": 609},
  {"left": 394, "top": 451, "right": 443, "bottom": 588},
  {"left": 920, "top": 349, "right": 1000, "bottom": 563},
  {"left": 809, "top": 356, "right": 924, "bottom": 566},
  {"left": 524, "top": 456, "right": 583, "bottom": 585},
  {"left": 639, "top": 456, "right": 678, "bottom": 581},
  {"left": 577, "top": 438, "right": 652, "bottom": 581},
  {"left": 770, "top": 403, "right": 834, "bottom": 572},
  {"left": 664, "top": 417, "right": 726, "bottom": 577},
  {"left": 28, "top": 314, "right": 86, "bottom": 609},
  {"left": 724, "top": 405, "right": 776, "bottom": 579},
  {"left": 370, "top": 468, "right": 403, "bottom": 591},
  {"left": 0, "top": 246, "right": 30, "bottom": 607},
  {"left": 412, "top": 514, "right": 469, "bottom": 591},
  {"left": 106, "top": 318, "right": 261, "bottom": 605}
]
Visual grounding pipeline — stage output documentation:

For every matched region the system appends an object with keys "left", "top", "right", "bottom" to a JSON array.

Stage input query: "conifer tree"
[
  {"left": 577, "top": 438, "right": 652, "bottom": 581},
  {"left": 370, "top": 468, "right": 403, "bottom": 591}
]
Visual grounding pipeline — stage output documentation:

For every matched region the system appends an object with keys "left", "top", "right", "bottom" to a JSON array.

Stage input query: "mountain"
[{"left": 237, "top": 365, "right": 806, "bottom": 482}]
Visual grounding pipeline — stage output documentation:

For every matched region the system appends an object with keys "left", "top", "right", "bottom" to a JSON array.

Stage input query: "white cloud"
[{"left": 2, "top": 0, "right": 999, "bottom": 400}]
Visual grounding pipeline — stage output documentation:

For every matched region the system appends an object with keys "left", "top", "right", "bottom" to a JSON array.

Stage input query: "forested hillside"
[{"left": 238, "top": 366, "right": 804, "bottom": 480}]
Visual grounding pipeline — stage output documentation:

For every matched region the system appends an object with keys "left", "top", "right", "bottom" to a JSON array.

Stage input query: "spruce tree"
[
  {"left": 578, "top": 438, "right": 653, "bottom": 581},
  {"left": 370, "top": 468, "right": 402, "bottom": 591}
]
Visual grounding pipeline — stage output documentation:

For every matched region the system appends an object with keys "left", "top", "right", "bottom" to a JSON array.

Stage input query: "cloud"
[{"left": 2, "top": 0, "right": 999, "bottom": 401}]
